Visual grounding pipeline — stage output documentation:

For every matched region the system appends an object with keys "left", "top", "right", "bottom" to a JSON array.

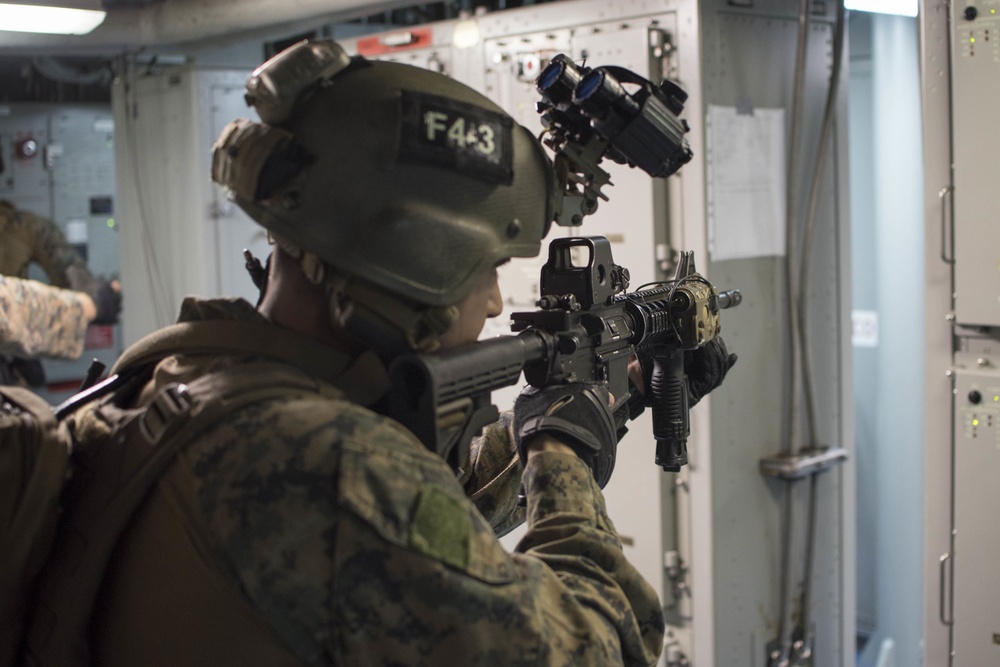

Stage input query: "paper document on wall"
[{"left": 706, "top": 105, "right": 786, "bottom": 261}]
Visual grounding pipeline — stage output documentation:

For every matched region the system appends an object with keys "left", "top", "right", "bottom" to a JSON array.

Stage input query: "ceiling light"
[
  {"left": 0, "top": 0, "right": 107, "bottom": 35},
  {"left": 452, "top": 19, "right": 480, "bottom": 49},
  {"left": 844, "top": 0, "right": 918, "bottom": 17}
]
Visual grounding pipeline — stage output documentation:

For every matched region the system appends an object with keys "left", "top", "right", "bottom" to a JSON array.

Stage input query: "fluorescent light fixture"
[
  {"left": 452, "top": 19, "right": 480, "bottom": 49},
  {"left": 0, "top": 2, "right": 107, "bottom": 34},
  {"left": 845, "top": 0, "right": 918, "bottom": 17}
]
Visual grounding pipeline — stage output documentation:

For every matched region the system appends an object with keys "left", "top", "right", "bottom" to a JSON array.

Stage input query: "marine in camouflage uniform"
[
  {"left": 77, "top": 297, "right": 663, "bottom": 666},
  {"left": 0, "top": 199, "right": 90, "bottom": 287}
]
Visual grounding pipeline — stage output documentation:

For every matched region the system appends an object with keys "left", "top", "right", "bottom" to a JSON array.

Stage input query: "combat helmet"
[{"left": 212, "top": 40, "right": 554, "bottom": 351}]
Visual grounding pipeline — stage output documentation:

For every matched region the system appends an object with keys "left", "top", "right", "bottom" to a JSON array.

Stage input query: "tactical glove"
[
  {"left": 66, "top": 265, "right": 121, "bottom": 325},
  {"left": 634, "top": 336, "right": 737, "bottom": 406},
  {"left": 684, "top": 337, "right": 737, "bottom": 405},
  {"left": 92, "top": 280, "right": 122, "bottom": 325},
  {"left": 513, "top": 381, "right": 618, "bottom": 488}
]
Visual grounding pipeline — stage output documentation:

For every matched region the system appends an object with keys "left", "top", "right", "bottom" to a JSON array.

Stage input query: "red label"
[
  {"left": 356, "top": 27, "right": 434, "bottom": 56},
  {"left": 85, "top": 324, "right": 115, "bottom": 349}
]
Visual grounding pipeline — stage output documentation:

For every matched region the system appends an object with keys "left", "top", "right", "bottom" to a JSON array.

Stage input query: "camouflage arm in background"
[{"left": 0, "top": 276, "right": 90, "bottom": 360}]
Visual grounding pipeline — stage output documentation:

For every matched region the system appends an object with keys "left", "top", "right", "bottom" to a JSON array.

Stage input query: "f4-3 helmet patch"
[{"left": 400, "top": 91, "right": 514, "bottom": 185}]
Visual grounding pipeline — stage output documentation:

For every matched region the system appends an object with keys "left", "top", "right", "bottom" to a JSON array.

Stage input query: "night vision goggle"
[{"left": 536, "top": 53, "right": 693, "bottom": 226}]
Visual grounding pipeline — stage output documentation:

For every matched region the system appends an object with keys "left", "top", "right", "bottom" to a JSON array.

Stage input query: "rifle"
[{"left": 387, "top": 235, "right": 740, "bottom": 473}]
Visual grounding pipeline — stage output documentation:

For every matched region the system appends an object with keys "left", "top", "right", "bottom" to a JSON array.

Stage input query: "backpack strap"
[
  {"left": 0, "top": 386, "right": 71, "bottom": 667},
  {"left": 22, "top": 361, "right": 325, "bottom": 667}
]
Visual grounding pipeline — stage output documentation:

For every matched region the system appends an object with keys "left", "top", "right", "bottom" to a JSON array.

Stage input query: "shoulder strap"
[
  {"left": 22, "top": 361, "right": 322, "bottom": 667},
  {"left": 110, "top": 318, "right": 389, "bottom": 407},
  {"left": 111, "top": 318, "right": 349, "bottom": 376}
]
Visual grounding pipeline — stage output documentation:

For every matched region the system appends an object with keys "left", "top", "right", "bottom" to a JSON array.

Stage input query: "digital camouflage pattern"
[
  {"left": 82, "top": 298, "right": 664, "bottom": 666},
  {"left": 0, "top": 276, "right": 90, "bottom": 360}
]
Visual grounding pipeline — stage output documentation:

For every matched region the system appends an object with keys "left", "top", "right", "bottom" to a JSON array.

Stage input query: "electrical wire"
[
  {"left": 774, "top": 1, "right": 814, "bottom": 664},
  {"left": 794, "top": 1, "right": 847, "bottom": 657},
  {"left": 797, "top": 0, "right": 846, "bottom": 452},
  {"left": 783, "top": 0, "right": 812, "bottom": 459}
]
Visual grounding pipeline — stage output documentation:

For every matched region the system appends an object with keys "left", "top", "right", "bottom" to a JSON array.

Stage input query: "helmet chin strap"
[
  {"left": 270, "top": 231, "right": 458, "bottom": 356},
  {"left": 328, "top": 273, "right": 459, "bottom": 357}
]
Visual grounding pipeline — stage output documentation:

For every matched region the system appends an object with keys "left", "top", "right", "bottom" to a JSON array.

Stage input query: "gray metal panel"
[
  {"left": 43, "top": 106, "right": 122, "bottom": 401},
  {"left": 919, "top": 0, "right": 960, "bottom": 663},
  {"left": 701, "top": 5, "right": 847, "bottom": 666},
  {"left": 951, "top": 369, "right": 1000, "bottom": 665},
  {"left": 49, "top": 107, "right": 119, "bottom": 279},
  {"left": 949, "top": 2, "right": 1000, "bottom": 327}
]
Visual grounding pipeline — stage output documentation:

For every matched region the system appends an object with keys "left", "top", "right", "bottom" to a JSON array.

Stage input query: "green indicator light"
[
  {"left": 971, "top": 37, "right": 977, "bottom": 43},
  {"left": 994, "top": 395, "right": 999, "bottom": 402},
  {"left": 106, "top": 218, "right": 115, "bottom": 228},
  {"left": 992, "top": 8, "right": 997, "bottom": 13},
  {"left": 973, "top": 418, "right": 980, "bottom": 426}
]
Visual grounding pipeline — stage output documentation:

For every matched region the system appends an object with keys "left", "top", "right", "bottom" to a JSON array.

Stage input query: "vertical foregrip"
[{"left": 651, "top": 348, "right": 689, "bottom": 472}]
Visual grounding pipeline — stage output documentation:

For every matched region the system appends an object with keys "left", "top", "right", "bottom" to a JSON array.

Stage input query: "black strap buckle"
[{"left": 139, "top": 383, "right": 192, "bottom": 444}]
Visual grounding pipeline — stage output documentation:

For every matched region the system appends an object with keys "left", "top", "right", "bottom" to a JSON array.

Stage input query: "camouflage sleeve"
[
  {"left": 460, "top": 410, "right": 526, "bottom": 537},
  {"left": 0, "top": 276, "right": 89, "bottom": 359},
  {"left": 516, "top": 452, "right": 666, "bottom": 664},
  {"left": 331, "top": 445, "right": 665, "bottom": 667}
]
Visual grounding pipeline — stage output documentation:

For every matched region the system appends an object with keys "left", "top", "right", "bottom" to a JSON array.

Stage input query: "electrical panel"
[
  {"left": 924, "top": 0, "right": 1000, "bottom": 662},
  {"left": 951, "top": 369, "right": 1000, "bottom": 665},
  {"left": 950, "top": 1, "right": 1000, "bottom": 327}
]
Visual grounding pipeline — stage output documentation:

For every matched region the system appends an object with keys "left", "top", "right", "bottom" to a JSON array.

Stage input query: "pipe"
[
  {"left": 792, "top": 3, "right": 846, "bottom": 661},
  {"left": 0, "top": 0, "right": 415, "bottom": 55}
]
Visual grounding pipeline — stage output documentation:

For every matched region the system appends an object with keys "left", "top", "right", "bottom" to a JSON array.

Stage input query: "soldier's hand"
[
  {"left": 629, "top": 336, "right": 737, "bottom": 407},
  {"left": 92, "top": 279, "right": 122, "bottom": 324},
  {"left": 685, "top": 336, "right": 737, "bottom": 405},
  {"left": 66, "top": 265, "right": 122, "bottom": 325},
  {"left": 514, "top": 381, "right": 618, "bottom": 488}
]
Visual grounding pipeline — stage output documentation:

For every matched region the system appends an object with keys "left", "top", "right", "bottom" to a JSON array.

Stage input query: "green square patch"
[{"left": 410, "top": 484, "right": 472, "bottom": 570}]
